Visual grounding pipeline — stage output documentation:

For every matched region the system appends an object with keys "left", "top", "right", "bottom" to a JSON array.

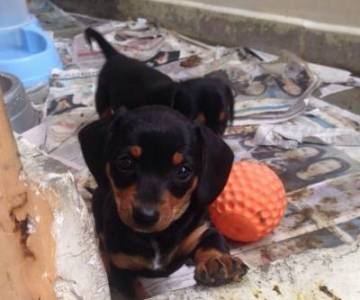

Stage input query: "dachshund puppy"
[
  {"left": 85, "top": 28, "right": 234, "bottom": 135},
  {"left": 78, "top": 106, "right": 248, "bottom": 299}
]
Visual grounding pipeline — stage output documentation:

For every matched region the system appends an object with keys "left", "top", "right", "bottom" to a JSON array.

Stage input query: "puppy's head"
[
  {"left": 79, "top": 106, "right": 233, "bottom": 233},
  {"left": 174, "top": 78, "right": 234, "bottom": 135}
]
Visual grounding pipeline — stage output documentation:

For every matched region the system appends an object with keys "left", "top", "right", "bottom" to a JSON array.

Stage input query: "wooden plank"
[
  {"left": 0, "top": 89, "right": 26, "bottom": 199},
  {"left": 0, "top": 89, "right": 57, "bottom": 300}
]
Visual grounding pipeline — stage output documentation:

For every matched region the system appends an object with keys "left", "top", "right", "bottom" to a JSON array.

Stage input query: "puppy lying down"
[{"left": 79, "top": 106, "right": 248, "bottom": 299}]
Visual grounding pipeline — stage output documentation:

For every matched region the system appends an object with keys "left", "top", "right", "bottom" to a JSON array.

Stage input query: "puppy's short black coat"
[
  {"left": 79, "top": 106, "right": 248, "bottom": 299},
  {"left": 85, "top": 28, "right": 234, "bottom": 135}
]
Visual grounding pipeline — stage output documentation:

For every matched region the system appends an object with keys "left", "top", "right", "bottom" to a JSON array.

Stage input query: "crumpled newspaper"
[
  {"left": 72, "top": 19, "right": 214, "bottom": 68},
  {"left": 207, "top": 50, "right": 319, "bottom": 126},
  {"left": 253, "top": 98, "right": 360, "bottom": 149},
  {"left": 253, "top": 123, "right": 360, "bottom": 149}
]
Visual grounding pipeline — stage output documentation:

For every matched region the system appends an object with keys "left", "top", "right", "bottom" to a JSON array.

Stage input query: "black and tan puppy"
[
  {"left": 85, "top": 28, "right": 234, "bottom": 135},
  {"left": 78, "top": 106, "right": 248, "bottom": 299}
]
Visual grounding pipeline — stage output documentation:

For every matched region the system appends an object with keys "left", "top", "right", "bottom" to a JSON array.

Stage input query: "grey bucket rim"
[
  {"left": 0, "top": 71, "right": 41, "bottom": 133},
  {"left": 0, "top": 72, "right": 18, "bottom": 103}
]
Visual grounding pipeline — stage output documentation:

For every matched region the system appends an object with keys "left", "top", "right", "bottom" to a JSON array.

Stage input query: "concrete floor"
[{"left": 193, "top": 0, "right": 360, "bottom": 27}]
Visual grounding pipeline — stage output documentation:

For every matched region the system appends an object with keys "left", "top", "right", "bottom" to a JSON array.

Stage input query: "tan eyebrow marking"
[
  {"left": 172, "top": 152, "right": 184, "bottom": 165},
  {"left": 196, "top": 113, "right": 206, "bottom": 124},
  {"left": 219, "top": 111, "right": 226, "bottom": 121},
  {"left": 130, "top": 145, "right": 142, "bottom": 158}
]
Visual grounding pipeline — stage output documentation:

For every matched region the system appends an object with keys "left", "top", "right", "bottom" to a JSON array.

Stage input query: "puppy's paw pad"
[{"left": 195, "top": 254, "right": 248, "bottom": 286}]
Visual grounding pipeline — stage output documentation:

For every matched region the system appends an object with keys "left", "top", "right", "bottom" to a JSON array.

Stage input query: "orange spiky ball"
[{"left": 209, "top": 161, "right": 287, "bottom": 242}]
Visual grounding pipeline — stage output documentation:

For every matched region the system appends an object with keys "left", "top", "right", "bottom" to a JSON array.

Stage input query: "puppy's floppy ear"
[
  {"left": 79, "top": 108, "right": 128, "bottom": 187},
  {"left": 195, "top": 125, "right": 234, "bottom": 206},
  {"left": 78, "top": 117, "right": 112, "bottom": 187}
]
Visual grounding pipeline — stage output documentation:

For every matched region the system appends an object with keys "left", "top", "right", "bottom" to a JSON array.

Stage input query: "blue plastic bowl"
[{"left": 0, "top": 17, "right": 63, "bottom": 88}]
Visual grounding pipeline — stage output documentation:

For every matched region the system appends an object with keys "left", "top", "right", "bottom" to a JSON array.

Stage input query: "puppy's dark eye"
[
  {"left": 176, "top": 164, "right": 192, "bottom": 181},
  {"left": 115, "top": 156, "right": 135, "bottom": 172}
]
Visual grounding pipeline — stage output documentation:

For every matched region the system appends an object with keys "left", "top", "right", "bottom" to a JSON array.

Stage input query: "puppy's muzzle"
[{"left": 133, "top": 206, "right": 160, "bottom": 226}]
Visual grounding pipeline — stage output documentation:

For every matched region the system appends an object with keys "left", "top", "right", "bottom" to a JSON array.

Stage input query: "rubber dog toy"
[{"left": 209, "top": 160, "right": 287, "bottom": 242}]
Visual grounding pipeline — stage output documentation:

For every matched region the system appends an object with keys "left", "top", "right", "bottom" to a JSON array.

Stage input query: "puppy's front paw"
[{"left": 195, "top": 253, "right": 248, "bottom": 286}]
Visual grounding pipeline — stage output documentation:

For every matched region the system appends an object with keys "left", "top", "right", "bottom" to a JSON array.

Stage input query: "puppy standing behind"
[
  {"left": 79, "top": 106, "right": 248, "bottom": 299},
  {"left": 85, "top": 28, "right": 234, "bottom": 135}
]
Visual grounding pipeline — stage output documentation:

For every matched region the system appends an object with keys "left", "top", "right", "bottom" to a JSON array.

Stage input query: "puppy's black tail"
[{"left": 84, "top": 27, "right": 118, "bottom": 60}]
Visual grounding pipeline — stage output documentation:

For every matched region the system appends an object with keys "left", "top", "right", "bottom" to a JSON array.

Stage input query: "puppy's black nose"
[{"left": 133, "top": 207, "right": 159, "bottom": 226}]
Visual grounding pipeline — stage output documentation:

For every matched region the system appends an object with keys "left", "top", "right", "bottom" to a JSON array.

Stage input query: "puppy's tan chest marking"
[
  {"left": 110, "top": 252, "right": 153, "bottom": 271},
  {"left": 108, "top": 223, "right": 209, "bottom": 272},
  {"left": 150, "top": 223, "right": 209, "bottom": 270},
  {"left": 151, "top": 240, "right": 162, "bottom": 270},
  {"left": 109, "top": 242, "right": 164, "bottom": 271}
]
